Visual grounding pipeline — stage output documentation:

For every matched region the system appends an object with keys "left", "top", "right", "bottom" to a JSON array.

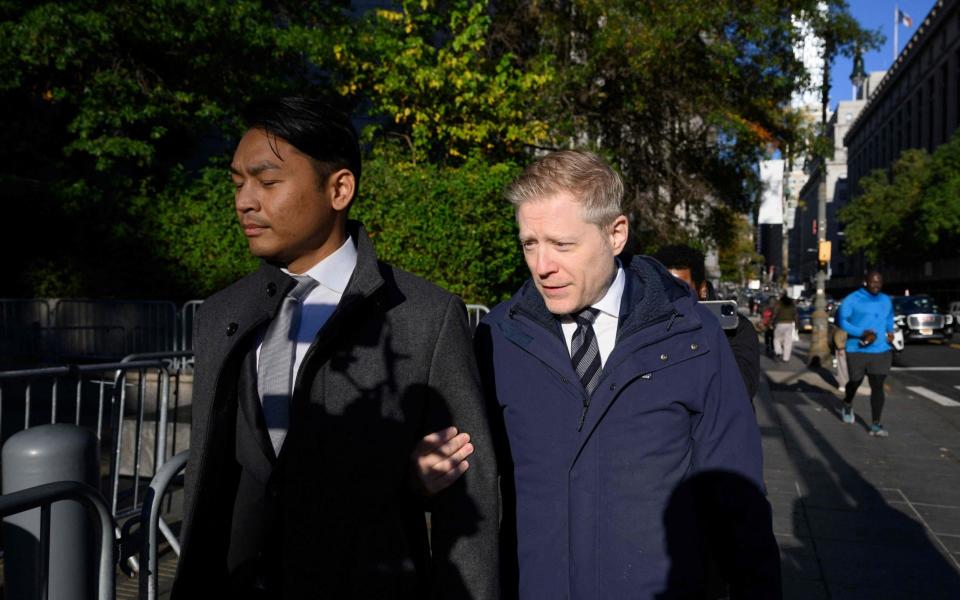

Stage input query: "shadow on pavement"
[{"left": 764, "top": 375, "right": 960, "bottom": 599}]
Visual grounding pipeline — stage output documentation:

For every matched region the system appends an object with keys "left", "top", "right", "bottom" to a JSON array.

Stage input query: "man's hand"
[
  {"left": 886, "top": 331, "right": 895, "bottom": 344},
  {"left": 861, "top": 329, "right": 877, "bottom": 345},
  {"left": 409, "top": 427, "right": 474, "bottom": 497}
]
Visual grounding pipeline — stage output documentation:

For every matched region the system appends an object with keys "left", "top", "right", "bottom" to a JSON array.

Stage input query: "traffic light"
[{"left": 818, "top": 240, "right": 832, "bottom": 264}]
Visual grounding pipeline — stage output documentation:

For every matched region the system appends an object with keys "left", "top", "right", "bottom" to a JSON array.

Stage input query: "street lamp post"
[
  {"left": 810, "top": 47, "right": 867, "bottom": 367},
  {"left": 851, "top": 48, "right": 867, "bottom": 100}
]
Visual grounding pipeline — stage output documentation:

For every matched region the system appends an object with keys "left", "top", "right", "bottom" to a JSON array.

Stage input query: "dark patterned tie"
[
  {"left": 571, "top": 307, "right": 602, "bottom": 395},
  {"left": 258, "top": 274, "right": 318, "bottom": 455}
]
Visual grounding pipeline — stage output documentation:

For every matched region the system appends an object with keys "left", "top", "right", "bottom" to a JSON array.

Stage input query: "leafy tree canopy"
[
  {"left": 839, "top": 132, "right": 960, "bottom": 265},
  {"left": 354, "top": 145, "right": 526, "bottom": 304},
  {"left": 0, "top": 0, "right": 350, "bottom": 297},
  {"left": 338, "top": 0, "right": 553, "bottom": 163},
  {"left": 0, "top": 0, "right": 879, "bottom": 303},
  {"left": 485, "top": 0, "right": 880, "bottom": 251}
]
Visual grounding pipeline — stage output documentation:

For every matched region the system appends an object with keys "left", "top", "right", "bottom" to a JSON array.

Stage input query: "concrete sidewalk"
[{"left": 757, "top": 338, "right": 960, "bottom": 598}]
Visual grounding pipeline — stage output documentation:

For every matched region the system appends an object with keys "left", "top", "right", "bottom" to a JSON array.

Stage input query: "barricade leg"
[{"left": 2, "top": 424, "right": 101, "bottom": 599}]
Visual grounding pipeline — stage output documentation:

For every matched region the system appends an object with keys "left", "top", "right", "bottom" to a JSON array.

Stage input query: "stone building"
[{"left": 839, "top": 0, "right": 960, "bottom": 299}]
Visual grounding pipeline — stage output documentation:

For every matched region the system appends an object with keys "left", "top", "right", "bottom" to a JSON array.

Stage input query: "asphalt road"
[{"left": 891, "top": 339, "right": 960, "bottom": 431}]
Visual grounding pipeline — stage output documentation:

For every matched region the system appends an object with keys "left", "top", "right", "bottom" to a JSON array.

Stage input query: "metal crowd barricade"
[
  {"left": 0, "top": 353, "right": 193, "bottom": 520},
  {"left": 135, "top": 450, "right": 189, "bottom": 600},
  {"left": 0, "top": 480, "right": 116, "bottom": 600},
  {"left": 51, "top": 300, "right": 179, "bottom": 361},
  {"left": 0, "top": 298, "right": 51, "bottom": 359},
  {"left": 108, "top": 353, "right": 192, "bottom": 521},
  {"left": 465, "top": 303, "right": 490, "bottom": 329},
  {"left": 178, "top": 300, "right": 203, "bottom": 355}
]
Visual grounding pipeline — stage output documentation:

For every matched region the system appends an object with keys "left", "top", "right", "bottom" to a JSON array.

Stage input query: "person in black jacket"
[{"left": 652, "top": 245, "right": 761, "bottom": 400}]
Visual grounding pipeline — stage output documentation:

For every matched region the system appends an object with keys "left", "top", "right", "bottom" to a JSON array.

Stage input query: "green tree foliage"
[
  {"left": 0, "top": 0, "right": 538, "bottom": 303},
  {"left": 337, "top": 0, "right": 552, "bottom": 162},
  {"left": 139, "top": 163, "right": 259, "bottom": 297},
  {"left": 355, "top": 147, "right": 525, "bottom": 304},
  {"left": 839, "top": 132, "right": 960, "bottom": 264},
  {"left": 0, "top": 0, "right": 880, "bottom": 303},
  {"left": 0, "top": 0, "right": 348, "bottom": 298},
  {"left": 486, "top": 0, "right": 879, "bottom": 251},
  {"left": 717, "top": 212, "right": 764, "bottom": 285}
]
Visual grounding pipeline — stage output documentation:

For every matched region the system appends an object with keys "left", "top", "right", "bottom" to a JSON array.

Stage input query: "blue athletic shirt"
[{"left": 837, "top": 287, "right": 895, "bottom": 354}]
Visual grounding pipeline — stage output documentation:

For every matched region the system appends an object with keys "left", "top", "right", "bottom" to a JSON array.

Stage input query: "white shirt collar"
[
  {"left": 592, "top": 261, "right": 625, "bottom": 318},
  {"left": 283, "top": 235, "right": 357, "bottom": 294}
]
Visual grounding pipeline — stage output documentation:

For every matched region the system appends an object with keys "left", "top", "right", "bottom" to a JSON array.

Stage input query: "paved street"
[{"left": 760, "top": 335, "right": 960, "bottom": 598}]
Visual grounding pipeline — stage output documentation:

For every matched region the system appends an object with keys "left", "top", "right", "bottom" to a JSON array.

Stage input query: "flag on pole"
[{"left": 898, "top": 9, "right": 913, "bottom": 27}]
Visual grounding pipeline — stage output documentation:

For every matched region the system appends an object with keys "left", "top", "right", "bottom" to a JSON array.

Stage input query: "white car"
[{"left": 893, "top": 295, "right": 954, "bottom": 343}]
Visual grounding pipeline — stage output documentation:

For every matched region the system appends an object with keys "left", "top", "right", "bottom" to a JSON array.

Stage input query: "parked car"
[
  {"left": 892, "top": 295, "right": 954, "bottom": 342},
  {"left": 796, "top": 303, "right": 815, "bottom": 332}
]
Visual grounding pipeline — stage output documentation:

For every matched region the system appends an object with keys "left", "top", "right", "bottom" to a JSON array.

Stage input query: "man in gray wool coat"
[{"left": 171, "top": 96, "right": 499, "bottom": 600}]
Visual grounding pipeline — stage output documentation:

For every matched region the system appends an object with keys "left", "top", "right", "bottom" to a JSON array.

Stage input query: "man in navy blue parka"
[{"left": 415, "top": 150, "right": 780, "bottom": 599}]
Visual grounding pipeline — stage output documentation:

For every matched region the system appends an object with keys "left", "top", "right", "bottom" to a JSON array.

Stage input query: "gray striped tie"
[
  {"left": 258, "top": 275, "right": 318, "bottom": 455},
  {"left": 571, "top": 307, "right": 602, "bottom": 395}
]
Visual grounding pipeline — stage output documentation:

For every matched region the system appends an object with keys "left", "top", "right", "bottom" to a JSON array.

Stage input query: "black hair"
[
  {"left": 652, "top": 244, "right": 706, "bottom": 286},
  {"left": 241, "top": 96, "right": 361, "bottom": 195},
  {"left": 779, "top": 293, "right": 794, "bottom": 306}
]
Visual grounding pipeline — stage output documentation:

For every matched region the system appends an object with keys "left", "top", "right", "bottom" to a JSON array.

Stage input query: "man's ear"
[
  {"left": 608, "top": 215, "right": 629, "bottom": 255},
  {"left": 328, "top": 169, "right": 356, "bottom": 212}
]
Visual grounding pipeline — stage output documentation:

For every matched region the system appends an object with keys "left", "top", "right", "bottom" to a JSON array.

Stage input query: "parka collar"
[
  {"left": 507, "top": 253, "right": 695, "bottom": 338},
  {"left": 615, "top": 254, "right": 694, "bottom": 339}
]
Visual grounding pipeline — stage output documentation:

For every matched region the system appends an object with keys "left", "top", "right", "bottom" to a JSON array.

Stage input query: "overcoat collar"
[
  {"left": 219, "top": 219, "right": 386, "bottom": 354},
  {"left": 203, "top": 220, "right": 387, "bottom": 472}
]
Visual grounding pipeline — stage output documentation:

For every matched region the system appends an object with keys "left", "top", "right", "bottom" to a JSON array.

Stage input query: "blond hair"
[{"left": 505, "top": 150, "right": 624, "bottom": 227}]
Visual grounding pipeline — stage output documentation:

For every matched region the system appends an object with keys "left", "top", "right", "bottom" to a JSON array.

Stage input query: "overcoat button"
[
  {"left": 609, "top": 383, "right": 616, "bottom": 391},
  {"left": 226, "top": 322, "right": 238, "bottom": 336},
  {"left": 266, "top": 282, "right": 277, "bottom": 296},
  {"left": 690, "top": 343, "right": 699, "bottom": 351},
  {"left": 660, "top": 353, "right": 669, "bottom": 361}
]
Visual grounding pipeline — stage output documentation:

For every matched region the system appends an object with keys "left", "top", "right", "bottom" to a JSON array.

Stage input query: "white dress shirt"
[
  {"left": 559, "top": 264, "right": 625, "bottom": 367},
  {"left": 256, "top": 235, "right": 358, "bottom": 379}
]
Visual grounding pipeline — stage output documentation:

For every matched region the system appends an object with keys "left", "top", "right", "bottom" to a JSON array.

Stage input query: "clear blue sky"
[{"left": 829, "top": 0, "right": 937, "bottom": 108}]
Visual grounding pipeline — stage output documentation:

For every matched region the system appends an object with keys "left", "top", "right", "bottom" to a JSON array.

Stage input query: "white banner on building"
[{"left": 758, "top": 159, "right": 784, "bottom": 225}]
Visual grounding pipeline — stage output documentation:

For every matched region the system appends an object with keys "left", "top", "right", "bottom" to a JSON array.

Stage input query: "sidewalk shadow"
[{"left": 764, "top": 377, "right": 960, "bottom": 597}]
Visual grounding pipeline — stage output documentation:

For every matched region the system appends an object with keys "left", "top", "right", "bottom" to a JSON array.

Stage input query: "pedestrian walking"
[
  {"left": 172, "top": 97, "right": 498, "bottom": 599},
  {"left": 772, "top": 294, "right": 797, "bottom": 362},
  {"left": 761, "top": 299, "right": 776, "bottom": 356},
  {"left": 413, "top": 150, "right": 780, "bottom": 599},
  {"left": 837, "top": 271, "right": 895, "bottom": 437},
  {"left": 832, "top": 326, "right": 849, "bottom": 393}
]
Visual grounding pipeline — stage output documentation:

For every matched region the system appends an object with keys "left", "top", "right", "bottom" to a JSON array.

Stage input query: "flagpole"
[{"left": 894, "top": 4, "right": 899, "bottom": 62}]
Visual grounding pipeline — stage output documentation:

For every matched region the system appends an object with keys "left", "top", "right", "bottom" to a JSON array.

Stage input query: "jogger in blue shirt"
[{"left": 837, "top": 271, "right": 896, "bottom": 436}]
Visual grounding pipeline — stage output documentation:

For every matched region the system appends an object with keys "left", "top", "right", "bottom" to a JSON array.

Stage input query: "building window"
[
  {"left": 956, "top": 48, "right": 960, "bottom": 137},
  {"left": 883, "top": 124, "right": 889, "bottom": 166},
  {"left": 896, "top": 108, "right": 902, "bottom": 157},
  {"left": 916, "top": 88, "right": 923, "bottom": 148},
  {"left": 940, "top": 62, "right": 948, "bottom": 145},
  {"left": 927, "top": 76, "right": 935, "bottom": 153},
  {"left": 905, "top": 98, "right": 912, "bottom": 149}
]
